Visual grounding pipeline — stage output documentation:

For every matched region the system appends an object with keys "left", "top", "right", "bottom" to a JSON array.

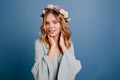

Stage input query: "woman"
[{"left": 31, "top": 4, "right": 82, "bottom": 80}]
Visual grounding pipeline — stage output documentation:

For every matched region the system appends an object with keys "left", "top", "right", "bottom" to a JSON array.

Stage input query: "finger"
[
  {"left": 48, "top": 35, "right": 52, "bottom": 42},
  {"left": 48, "top": 35, "right": 52, "bottom": 40},
  {"left": 61, "top": 31, "right": 65, "bottom": 37},
  {"left": 48, "top": 34, "right": 50, "bottom": 38},
  {"left": 60, "top": 33, "right": 63, "bottom": 39},
  {"left": 48, "top": 35, "right": 54, "bottom": 43}
]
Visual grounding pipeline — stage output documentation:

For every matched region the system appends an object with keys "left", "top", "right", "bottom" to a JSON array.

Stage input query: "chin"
[
  {"left": 49, "top": 34, "right": 56, "bottom": 37},
  {"left": 49, "top": 33, "right": 59, "bottom": 37}
]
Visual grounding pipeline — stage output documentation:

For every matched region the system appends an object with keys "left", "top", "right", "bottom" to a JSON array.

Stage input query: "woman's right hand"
[
  {"left": 48, "top": 35, "right": 56, "bottom": 48},
  {"left": 47, "top": 35, "right": 55, "bottom": 62}
]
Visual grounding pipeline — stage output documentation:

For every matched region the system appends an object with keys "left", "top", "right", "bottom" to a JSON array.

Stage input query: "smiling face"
[
  {"left": 40, "top": 11, "right": 71, "bottom": 49},
  {"left": 45, "top": 13, "right": 61, "bottom": 37}
]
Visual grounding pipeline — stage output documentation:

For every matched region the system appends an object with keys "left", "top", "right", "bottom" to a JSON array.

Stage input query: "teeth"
[
  {"left": 49, "top": 30, "right": 55, "bottom": 33},
  {"left": 49, "top": 30, "right": 55, "bottom": 32}
]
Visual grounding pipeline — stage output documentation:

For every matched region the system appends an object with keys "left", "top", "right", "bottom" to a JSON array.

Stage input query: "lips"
[{"left": 49, "top": 30, "right": 56, "bottom": 34}]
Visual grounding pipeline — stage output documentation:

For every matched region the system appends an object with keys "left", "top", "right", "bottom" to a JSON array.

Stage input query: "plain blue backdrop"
[{"left": 0, "top": 0, "right": 120, "bottom": 80}]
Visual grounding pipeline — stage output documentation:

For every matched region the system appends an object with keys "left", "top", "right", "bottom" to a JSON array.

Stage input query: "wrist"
[
  {"left": 51, "top": 46, "right": 55, "bottom": 49},
  {"left": 62, "top": 46, "right": 67, "bottom": 53},
  {"left": 48, "top": 47, "right": 55, "bottom": 61}
]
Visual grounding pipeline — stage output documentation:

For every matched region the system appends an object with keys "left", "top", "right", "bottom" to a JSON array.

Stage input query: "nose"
[{"left": 49, "top": 23, "right": 53, "bottom": 28}]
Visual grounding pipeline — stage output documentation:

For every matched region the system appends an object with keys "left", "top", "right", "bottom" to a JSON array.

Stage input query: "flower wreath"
[{"left": 41, "top": 4, "right": 71, "bottom": 23}]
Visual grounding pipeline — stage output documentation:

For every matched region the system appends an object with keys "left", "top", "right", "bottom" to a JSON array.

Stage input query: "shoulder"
[
  {"left": 35, "top": 39, "right": 42, "bottom": 44},
  {"left": 70, "top": 41, "right": 73, "bottom": 45},
  {"left": 34, "top": 39, "right": 43, "bottom": 48},
  {"left": 70, "top": 41, "right": 74, "bottom": 47},
  {"left": 67, "top": 40, "right": 74, "bottom": 50},
  {"left": 35, "top": 39, "right": 48, "bottom": 49},
  {"left": 34, "top": 39, "right": 48, "bottom": 53}
]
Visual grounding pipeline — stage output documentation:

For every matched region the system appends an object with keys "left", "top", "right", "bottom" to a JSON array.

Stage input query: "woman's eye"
[
  {"left": 45, "top": 22, "right": 49, "bottom": 25},
  {"left": 53, "top": 21, "right": 58, "bottom": 24}
]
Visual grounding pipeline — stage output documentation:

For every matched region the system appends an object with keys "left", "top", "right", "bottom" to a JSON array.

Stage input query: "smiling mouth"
[{"left": 49, "top": 30, "right": 56, "bottom": 34}]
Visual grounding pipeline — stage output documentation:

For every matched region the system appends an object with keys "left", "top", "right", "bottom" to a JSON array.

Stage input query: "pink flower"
[{"left": 54, "top": 5, "right": 60, "bottom": 10}]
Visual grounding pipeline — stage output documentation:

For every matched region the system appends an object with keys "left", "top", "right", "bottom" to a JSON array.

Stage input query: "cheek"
[
  {"left": 56, "top": 25, "right": 61, "bottom": 33},
  {"left": 46, "top": 28, "right": 49, "bottom": 34}
]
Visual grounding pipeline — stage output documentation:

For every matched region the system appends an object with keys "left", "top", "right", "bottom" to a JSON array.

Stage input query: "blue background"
[{"left": 0, "top": 0, "right": 120, "bottom": 80}]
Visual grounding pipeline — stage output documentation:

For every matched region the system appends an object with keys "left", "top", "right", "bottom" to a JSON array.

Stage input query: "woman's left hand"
[{"left": 59, "top": 33, "right": 67, "bottom": 52}]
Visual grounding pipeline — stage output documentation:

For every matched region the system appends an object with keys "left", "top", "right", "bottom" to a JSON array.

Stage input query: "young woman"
[{"left": 31, "top": 4, "right": 82, "bottom": 80}]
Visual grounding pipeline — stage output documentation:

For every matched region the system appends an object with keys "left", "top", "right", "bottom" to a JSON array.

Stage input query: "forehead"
[{"left": 46, "top": 13, "right": 57, "bottom": 21}]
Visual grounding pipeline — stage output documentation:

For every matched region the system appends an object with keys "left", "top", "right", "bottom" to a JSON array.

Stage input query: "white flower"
[
  {"left": 60, "top": 9, "right": 68, "bottom": 18},
  {"left": 42, "top": 10, "right": 46, "bottom": 14},
  {"left": 64, "top": 11, "right": 68, "bottom": 18},
  {"left": 47, "top": 4, "right": 54, "bottom": 9},
  {"left": 40, "top": 17, "right": 43, "bottom": 20},
  {"left": 66, "top": 18, "right": 71, "bottom": 22},
  {"left": 60, "top": 9, "right": 65, "bottom": 14}
]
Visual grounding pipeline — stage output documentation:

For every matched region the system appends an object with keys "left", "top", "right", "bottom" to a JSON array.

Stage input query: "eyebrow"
[{"left": 45, "top": 20, "right": 58, "bottom": 22}]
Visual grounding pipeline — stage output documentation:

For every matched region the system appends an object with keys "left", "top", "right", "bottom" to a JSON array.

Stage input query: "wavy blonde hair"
[{"left": 40, "top": 11, "right": 71, "bottom": 49}]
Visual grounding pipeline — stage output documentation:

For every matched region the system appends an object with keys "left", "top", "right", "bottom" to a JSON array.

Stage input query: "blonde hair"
[{"left": 40, "top": 11, "right": 71, "bottom": 49}]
